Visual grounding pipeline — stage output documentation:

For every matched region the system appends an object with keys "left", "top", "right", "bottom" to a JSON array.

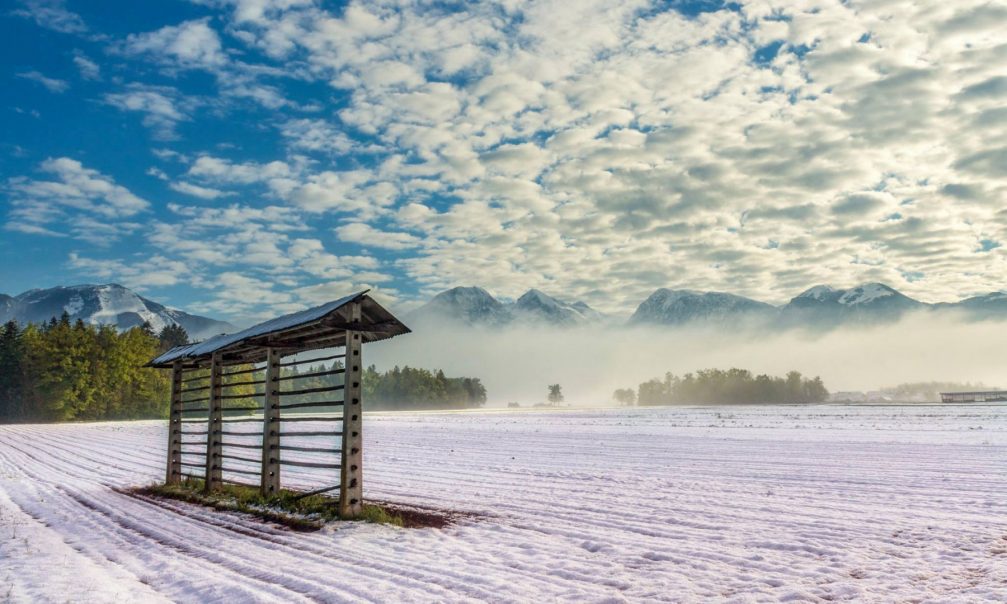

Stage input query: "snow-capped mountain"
[
  {"left": 512, "top": 289, "right": 603, "bottom": 326},
  {"left": 779, "top": 283, "right": 924, "bottom": 327},
  {"left": 0, "top": 284, "right": 234, "bottom": 340},
  {"left": 409, "top": 287, "right": 603, "bottom": 327},
  {"left": 409, "top": 282, "right": 1007, "bottom": 331},
  {"left": 407, "top": 286, "right": 513, "bottom": 326},
  {"left": 629, "top": 289, "right": 776, "bottom": 326}
]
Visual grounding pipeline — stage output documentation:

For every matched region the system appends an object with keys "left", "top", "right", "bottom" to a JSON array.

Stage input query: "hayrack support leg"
[
  {"left": 204, "top": 352, "right": 223, "bottom": 492},
  {"left": 261, "top": 348, "right": 281, "bottom": 496},
  {"left": 165, "top": 361, "right": 183, "bottom": 484},
  {"left": 339, "top": 302, "right": 364, "bottom": 519}
]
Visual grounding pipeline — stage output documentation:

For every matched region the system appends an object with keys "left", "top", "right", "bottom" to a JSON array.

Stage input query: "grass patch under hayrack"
[{"left": 131, "top": 478, "right": 459, "bottom": 530}]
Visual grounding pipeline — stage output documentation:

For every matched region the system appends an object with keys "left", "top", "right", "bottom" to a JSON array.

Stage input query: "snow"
[
  {"left": 798, "top": 285, "right": 835, "bottom": 300},
  {"left": 1, "top": 404, "right": 1005, "bottom": 602},
  {"left": 90, "top": 284, "right": 168, "bottom": 333},
  {"left": 63, "top": 294, "right": 85, "bottom": 316},
  {"left": 838, "top": 283, "right": 894, "bottom": 305},
  {"left": 513, "top": 289, "right": 598, "bottom": 324}
]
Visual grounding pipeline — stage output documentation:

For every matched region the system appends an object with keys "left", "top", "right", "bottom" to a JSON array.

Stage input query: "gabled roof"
[{"left": 148, "top": 290, "right": 409, "bottom": 368}]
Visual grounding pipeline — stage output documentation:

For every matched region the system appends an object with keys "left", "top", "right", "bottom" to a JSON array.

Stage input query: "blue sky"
[{"left": 2, "top": 0, "right": 1005, "bottom": 324}]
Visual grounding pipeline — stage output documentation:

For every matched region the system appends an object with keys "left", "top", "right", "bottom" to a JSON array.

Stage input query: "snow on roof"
[{"left": 148, "top": 290, "right": 409, "bottom": 367}]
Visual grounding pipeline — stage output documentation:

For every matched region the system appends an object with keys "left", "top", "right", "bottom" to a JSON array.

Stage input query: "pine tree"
[
  {"left": 0, "top": 321, "right": 24, "bottom": 420},
  {"left": 158, "top": 324, "right": 190, "bottom": 350}
]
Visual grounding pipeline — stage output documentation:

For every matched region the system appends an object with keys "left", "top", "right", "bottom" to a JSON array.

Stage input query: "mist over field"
[{"left": 367, "top": 313, "right": 1007, "bottom": 405}]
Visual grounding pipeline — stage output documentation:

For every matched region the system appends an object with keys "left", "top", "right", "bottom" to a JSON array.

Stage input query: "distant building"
[{"left": 940, "top": 391, "right": 1007, "bottom": 403}]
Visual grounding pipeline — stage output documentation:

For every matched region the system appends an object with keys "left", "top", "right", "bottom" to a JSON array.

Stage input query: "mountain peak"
[
  {"left": 513, "top": 289, "right": 600, "bottom": 325},
  {"left": 411, "top": 286, "right": 511, "bottom": 326},
  {"left": 631, "top": 288, "right": 775, "bottom": 325},
  {"left": 838, "top": 282, "right": 898, "bottom": 305},
  {"left": 796, "top": 285, "right": 837, "bottom": 300}
]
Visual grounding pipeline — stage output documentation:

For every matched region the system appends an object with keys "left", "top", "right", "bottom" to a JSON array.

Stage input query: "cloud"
[
  {"left": 12, "top": 0, "right": 86, "bottom": 34},
  {"left": 124, "top": 18, "right": 228, "bottom": 69},
  {"left": 279, "top": 118, "right": 358, "bottom": 155},
  {"left": 335, "top": 222, "right": 422, "bottom": 250},
  {"left": 104, "top": 84, "right": 193, "bottom": 140},
  {"left": 14, "top": 0, "right": 1007, "bottom": 320},
  {"left": 68, "top": 253, "right": 189, "bottom": 289},
  {"left": 169, "top": 181, "right": 233, "bottom": 199},
  {"left": 16, "top": 70, "right": 69, "bottom": 93},
  {"left": 72, "top": 53, "right": 101, "bottom": 80},
  {"left": 5, "top": 158, "right": 149, "bottom": 241}
]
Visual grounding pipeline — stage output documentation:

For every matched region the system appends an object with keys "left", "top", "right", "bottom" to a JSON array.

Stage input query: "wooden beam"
[
  {"left": 165, "top": 361, "right": 183, "bottom": 484},
  {"left": 204, "top": 352, "right": 223, "bottom": 492},
  {"left": 321, "top": 320, "right": 404, "bottom": 333},
  {"left": 260, "top": 348, "right": 281, "bottom": 496},
  {"left": 339, "top": 302, "right": 364, "bottom": 519}
]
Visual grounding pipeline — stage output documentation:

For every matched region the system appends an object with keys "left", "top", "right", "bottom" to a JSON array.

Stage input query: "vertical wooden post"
[
  {"left": 340, "top": 302, "right": 364, "bottom": 519},
  {"left": 165, "top": 361, "right": 183, "bottom": 484},
  {"left": 261, "top": 349, "right": 281, "bottom": 496},
  {"left": 205, "top": 352, "right": 223, "bottom": 492}
]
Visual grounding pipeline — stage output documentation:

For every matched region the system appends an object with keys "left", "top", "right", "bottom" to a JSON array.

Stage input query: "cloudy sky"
[{"left": 2, "top": 0, "right": 1005, "bottom": 323}]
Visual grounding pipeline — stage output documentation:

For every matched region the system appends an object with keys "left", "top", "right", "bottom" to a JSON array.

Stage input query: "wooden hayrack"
[{"left": 147, "top": 291, "right": 410, "bottom": 518}]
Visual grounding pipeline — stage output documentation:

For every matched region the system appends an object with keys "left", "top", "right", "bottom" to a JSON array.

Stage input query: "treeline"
[
  {"left": 618, "top": 368, "right": 829, "bottom": 406},
  {"left": 364, "top": 365, "right": 487, "bottom": 410},
  {"left": 0, "top": 316, "right": 174, "bottom": 422}
]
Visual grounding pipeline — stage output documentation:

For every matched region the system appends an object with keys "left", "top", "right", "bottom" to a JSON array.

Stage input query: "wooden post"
[
  {"left": 340, "top": 302, "right": 364, "bottom": 519},
  {"left": 261, "top": 349, "right": 281, "bottom": 496},
  {"left": 205, "top": 352, "right": 223, "bottom": 492},
  {"left": 165, "top": 361, "right": 183, "bottom": 484}
]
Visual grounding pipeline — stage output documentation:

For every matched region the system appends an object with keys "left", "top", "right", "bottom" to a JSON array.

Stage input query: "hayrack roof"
[{"left": 147, "top": 290, "right": 409, "bottom": 368}]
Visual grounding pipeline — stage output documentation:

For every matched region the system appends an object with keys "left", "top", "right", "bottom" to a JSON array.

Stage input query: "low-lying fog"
[{"left": 366, "top": 313, "right": 1007, "bottom": 406}]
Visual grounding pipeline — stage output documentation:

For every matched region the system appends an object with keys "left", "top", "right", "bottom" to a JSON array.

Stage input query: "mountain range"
[
  {"left": 5, "top": 282, "right": 1005, "bottom": 340},
  {"left": 411, "top": 283, "right": 1007, "bottom": 329},
  {"left": 0, "top": 284, "right": 234, "bottom": 340}
]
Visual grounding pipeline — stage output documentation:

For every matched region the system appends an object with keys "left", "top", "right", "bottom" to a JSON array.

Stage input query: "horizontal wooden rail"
[
  {"left": 179, "top": 461, "right": 206, "bottom": 469},
  {"left": 219, "top": 417, "right": 263, "bottom": 423},
  {"left": 272, "top": 416, "right": 339, "bottom": 423},
  {"left": 180, "top": 407, "right": 209, "bottom": 413},
  {"left": 273, "top": 430, "right": 344, "bottom": 437},
  {"left": 219, "top": 430, "right": 264, "bottom": 437},
  {"left": 182, "top": 397, "right": 210, "bottom": 404},
  {"left": 292, "top": 484, "right": 340, "bottom": 499},
  {"left": 219, "top": 392, "right": 264, "bottom": 400},
  {"left": 222, "top": 467, "right": 261, "bottom": 476},
  {"left": 220, "top": 441, "right": 261, "bottom": 450},
  {"left": 180, "top": 429, "right": 209, "bottom": 435},
  {"left": 220, "top": 366, "right": 265, "bottom": 378},
  {"left": 275, "top": 385, "right": 344, "bottom": 397},
  {"left": 276, "top": 400, "right": 343, "bottom": 411},
  {"left": 277, "top": 459, "right": 341, "bottom": 469},
  {"left": 220, "top": 453, "right": 260, "bottom": 464},
  {"left": 279, "top": 352, "right": 345, "bottom": 367},
  {"left": 274, "top": 368, "right": 344, "bottom": 382},
  {"left": 180, "top": 385, "right": 210, "bottom": 394},
  {"left": 276, "top": 444, "right": 340, "bottom": 454},
  {"left": 222, "top": 379, "right": 265, "bottom": 388}
]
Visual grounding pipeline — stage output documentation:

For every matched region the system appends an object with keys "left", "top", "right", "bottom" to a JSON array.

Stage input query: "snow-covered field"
[{"left": 1, "top": 405, "right": 1005, "bottom": 602}]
